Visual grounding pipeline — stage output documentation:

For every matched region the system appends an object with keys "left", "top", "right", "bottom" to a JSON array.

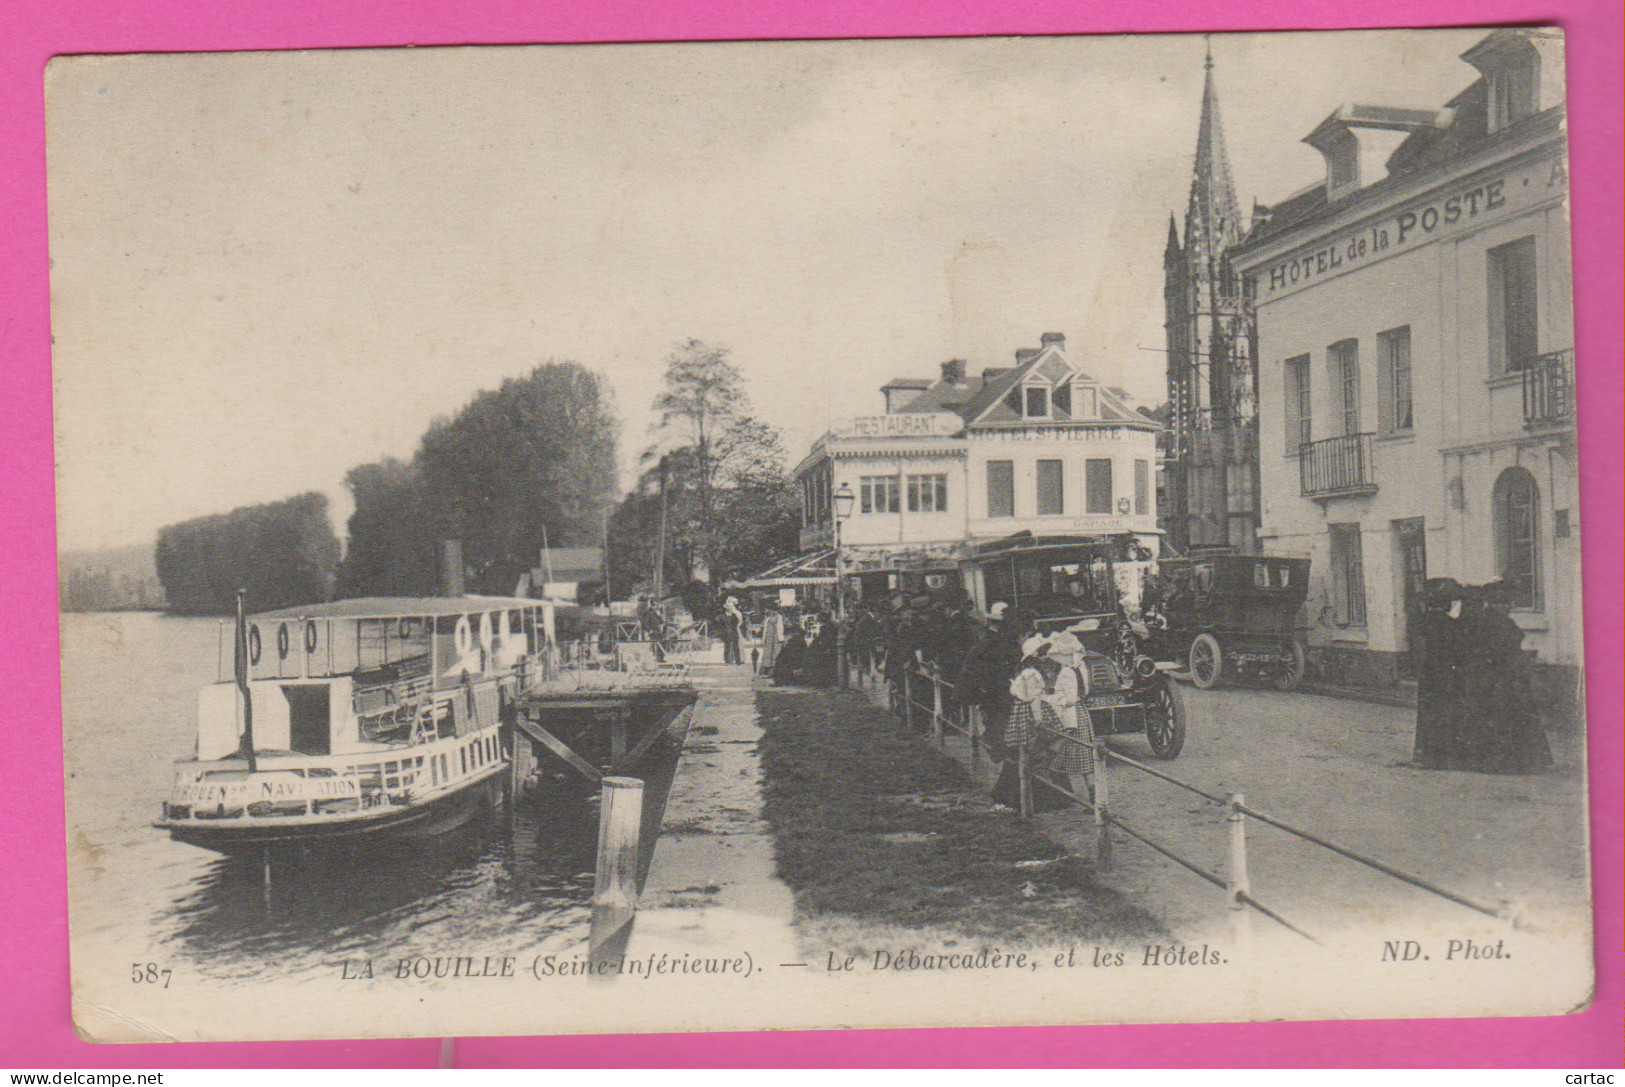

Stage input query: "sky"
[{"left": 47, "top": 28, "right": 1493, "bottom": 553}]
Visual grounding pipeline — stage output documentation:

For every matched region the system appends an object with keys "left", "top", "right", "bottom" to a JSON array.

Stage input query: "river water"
[{"left": 62, "top": 612, "right": 613, "bottom": 987}]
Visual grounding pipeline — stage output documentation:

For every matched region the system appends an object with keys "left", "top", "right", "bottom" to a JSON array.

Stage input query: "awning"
[{"left": 727, "top": 550, "right": 837, "bottom": 589}]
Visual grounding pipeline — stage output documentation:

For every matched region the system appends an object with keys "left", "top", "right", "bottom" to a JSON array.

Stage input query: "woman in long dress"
[
  {"left": 994, "top": 635, "right": 1074, "bottom": 812},
  {"left": 759, "top": 607, "right": 782, "bottom": 675},
  {"left": 1044, "top": 631, "right": 1096, "bottom": 802}
]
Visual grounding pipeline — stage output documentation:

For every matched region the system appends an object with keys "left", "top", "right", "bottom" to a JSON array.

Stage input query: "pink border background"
[{"left": 2, "top": 0, "right": 1618, "bottom": 1068}]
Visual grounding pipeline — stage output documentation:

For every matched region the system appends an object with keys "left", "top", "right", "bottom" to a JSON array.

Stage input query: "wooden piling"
[{"left": 588, "top": 776, "right": 645, "bottom": 956}]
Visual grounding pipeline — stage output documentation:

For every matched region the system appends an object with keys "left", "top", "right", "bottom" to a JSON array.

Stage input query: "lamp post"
[{"left": 832, "top": 482, "right": 855, "bottom": 688}]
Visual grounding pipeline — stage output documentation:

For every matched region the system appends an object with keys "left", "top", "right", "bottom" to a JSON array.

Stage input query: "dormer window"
[
  {"left": 1075, "top": 385, "right": 1098, "bottom": 419},
  {"left": 1488, "top": 56, "right": 1537, "bottom": 131},
  {"left": 1463, "top": 31, "right": 1547, "bottom": 134},
  {"left": 1024, "top": 386, "right": 1048, "bottom": 418}
]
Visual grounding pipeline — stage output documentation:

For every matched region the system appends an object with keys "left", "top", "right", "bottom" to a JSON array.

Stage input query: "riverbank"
[{"left": 754, "top": 680, "right": 1164, "bottom": 955}]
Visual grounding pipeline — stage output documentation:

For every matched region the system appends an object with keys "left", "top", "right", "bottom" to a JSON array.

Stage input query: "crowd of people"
[{"left": 683, "top": 572, "right": 1554, "bottom": 786}]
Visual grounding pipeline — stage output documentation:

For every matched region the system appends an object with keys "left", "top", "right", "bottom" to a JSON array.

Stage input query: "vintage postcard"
[{"left": 50, "top": 28, "right": 1593, "bottom": 1044}]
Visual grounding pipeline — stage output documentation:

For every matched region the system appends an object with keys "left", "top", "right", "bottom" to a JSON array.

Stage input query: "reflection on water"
[{"left": 62, "top": 613, "right": 651, "bottom": 986}]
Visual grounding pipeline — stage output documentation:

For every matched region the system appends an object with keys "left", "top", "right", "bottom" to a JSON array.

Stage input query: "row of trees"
[
  {"left": 154, "top": 492, "right": 341, "bottom": 615},
  {"left": 151, "top": 346, "right": 800, "bottom": 615}
]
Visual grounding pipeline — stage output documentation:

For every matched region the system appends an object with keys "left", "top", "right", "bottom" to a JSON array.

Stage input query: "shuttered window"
[
  {"left": 1036, "top": 460, "right": 1064, "bottom": 516},
  {"left": 986, "top": 461, "right": 1014, "bottom": 518},
  {"left": 1134, "top": 459, "right": 1150, "bottom": 516},
  {"left": 1085, "top": 458, "right": 1113, "bottom": 514}
]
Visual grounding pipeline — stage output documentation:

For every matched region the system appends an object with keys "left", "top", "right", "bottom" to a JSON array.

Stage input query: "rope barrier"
[{"left": 1232, "top": 801, "right": 1508, "bottom": 922}]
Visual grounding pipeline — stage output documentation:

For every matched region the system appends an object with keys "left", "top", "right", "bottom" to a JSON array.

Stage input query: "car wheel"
[
  {"left": 1145, "top": 678, "right": 1186, "bottom": 759},
  {"left": 1188, "top": 632, "right": 1223, "bottom": 690},
  {"left": 1272, "top": 638, "right": 1307, "bottom": 692}
]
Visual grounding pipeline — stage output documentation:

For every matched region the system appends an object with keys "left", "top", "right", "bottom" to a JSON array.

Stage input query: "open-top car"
[
  {"left": 1152, "top": 551, "right": 1310, "bottom": 691},
  {"left": 960, "top": 532, "right": 1185, "bottom": 758}
]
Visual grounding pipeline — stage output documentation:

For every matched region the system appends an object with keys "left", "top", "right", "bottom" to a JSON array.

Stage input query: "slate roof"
[
  {"left": 1238, "top": 46, "right": 1565, "bottom": 256},
  {"left": 890, "top": 343, "right": 1151, "bottom": 429}
]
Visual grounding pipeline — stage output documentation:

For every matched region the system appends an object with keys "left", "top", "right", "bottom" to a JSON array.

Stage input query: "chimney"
[
  {"left": 440, "top": 540, "right": 465, "bottom": 598},
  {"left": 940, "top": 358, "right": 967, "bottom": 384},
  {"left": 1015, "top": 348, "right": 1039, "bottom": 364},
  {"left": 982, "top": 367, "right": 1010, "bottom": 384},
  {"left": 1040, "top": 332, "right": 1065, "bottom": 349}
]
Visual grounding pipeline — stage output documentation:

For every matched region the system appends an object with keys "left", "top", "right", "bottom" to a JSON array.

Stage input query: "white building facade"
[
  {"left": 795, "top": 334, "right": 1160, "bottom": 576},
  {"left": 1232, "top": 30, "right": 1578, "bottom": 703}
]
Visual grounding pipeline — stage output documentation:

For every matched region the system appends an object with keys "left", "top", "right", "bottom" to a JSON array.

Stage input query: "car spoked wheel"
[
  {"left": 1188, "top": 632, "right": 1223, "bottom": 690},
  {"left": 1145, "top": 678, "right": 1186, "bottom": 759},
  {"left": 1272, "top": 638, "right": 1307, "bottom": 692}
]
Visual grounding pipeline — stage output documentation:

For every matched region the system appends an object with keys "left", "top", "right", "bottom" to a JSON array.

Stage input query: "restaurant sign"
[{"left": 834, "top": 412, "right": 964, "bottom": 439}]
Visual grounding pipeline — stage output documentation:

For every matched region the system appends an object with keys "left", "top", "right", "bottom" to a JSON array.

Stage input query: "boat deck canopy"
[{"left": 251, "top": 595, "right": 557, "bottom": 622}]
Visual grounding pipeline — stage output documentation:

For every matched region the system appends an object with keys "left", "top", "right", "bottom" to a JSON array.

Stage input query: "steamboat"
[{"left": 155, "top": 594, "right": 566, "bottom": 853}]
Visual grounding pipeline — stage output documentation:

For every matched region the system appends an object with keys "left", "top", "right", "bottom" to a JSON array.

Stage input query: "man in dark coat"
[{"left": 955, "top": 602, "right": 1026, "bottom": 762}]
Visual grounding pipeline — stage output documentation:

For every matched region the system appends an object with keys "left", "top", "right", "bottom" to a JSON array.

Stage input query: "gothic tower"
[{"left": 1163, "top": 42, "right": 1260, "bottom": 554}]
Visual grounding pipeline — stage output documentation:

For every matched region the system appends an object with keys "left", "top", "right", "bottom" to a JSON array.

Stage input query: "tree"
[
  {"left": 333, "top": 458, "right": 436, "bottom": 598},
  {"left": 617, "top": 399, "right": 801, "bottom": 600},
  {"left": 648, "top": 340, "right": 747, "bottom": 578},
  {"left": 155, "top": 492, "right": 340, "bottom": 615},
  {"left": 338, "top": 361, "right": 619, "bottom": 598}
]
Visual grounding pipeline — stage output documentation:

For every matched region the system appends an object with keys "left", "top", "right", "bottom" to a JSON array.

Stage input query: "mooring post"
[
  {"left": 1227, "top": 791, "right": 1251, "bottom": 945},
  {"left": 1017, "top": 743, "right": 1032, "bottom": 819},
  {"left": 930, "top": 665, "right": 945, "bottom": 748},
  {"left": 588, "top": 776, "right": 645, "bottom": 955},
  {"left": 1093, "top": 744, "right": 1112, "bottom": 870}
]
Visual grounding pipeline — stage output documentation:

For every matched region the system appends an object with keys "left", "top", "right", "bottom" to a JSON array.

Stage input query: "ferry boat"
[{"left": 155, "top": 595, "right": 564, "bottom": 854}]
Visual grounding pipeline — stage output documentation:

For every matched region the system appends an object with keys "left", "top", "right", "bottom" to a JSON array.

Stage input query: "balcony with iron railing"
[
  {"left": 1521, "top": 348, "right": 1574, "bottom": 429},
  {"left": 1300, "top": 433, "right": 1377, "bottom": 500}
]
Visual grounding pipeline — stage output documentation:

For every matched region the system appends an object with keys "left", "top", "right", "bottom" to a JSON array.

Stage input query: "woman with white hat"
[
  {"left": 1043, "top": 631, "right": 1098, "bottom": 800},
  {"left": 996, "top": 633, "right": 1078, "bottom": 813}
]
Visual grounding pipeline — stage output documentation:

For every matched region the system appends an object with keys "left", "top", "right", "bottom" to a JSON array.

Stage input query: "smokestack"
[
  {"left": 440, "top": 540, "right": 465, "bottom": 598},
  {"left": 940, "top": 358, "right": 967, "bottom": 384}
]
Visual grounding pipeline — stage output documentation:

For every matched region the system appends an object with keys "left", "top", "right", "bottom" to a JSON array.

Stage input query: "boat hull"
[{"left": 155, "top": 767, "right": 506, "bottom": 855}]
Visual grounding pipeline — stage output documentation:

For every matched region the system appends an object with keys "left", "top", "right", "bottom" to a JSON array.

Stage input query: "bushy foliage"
[
  {"left": 336, "top": 361, "right": 619, "bottom": 597},
  {"left": 155, "top": 492, "right": 340, "bottom": 615},
  {"left": 612, "top": 342, "right": 798, "bottom": 599}
]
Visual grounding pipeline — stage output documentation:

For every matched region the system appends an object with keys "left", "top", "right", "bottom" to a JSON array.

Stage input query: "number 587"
[{"left": 131, "top": 962, "right": 172, "bottom": 988}]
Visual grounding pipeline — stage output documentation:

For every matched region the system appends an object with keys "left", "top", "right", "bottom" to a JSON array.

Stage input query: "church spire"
[{"left": 1185, "top": 38, "right": 1243, "bottom": 262}]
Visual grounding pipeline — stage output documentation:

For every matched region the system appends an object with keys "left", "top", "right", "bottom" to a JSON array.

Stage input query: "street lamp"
[{"left": 832, "top": 482, "right": 856, "bottom": 688}]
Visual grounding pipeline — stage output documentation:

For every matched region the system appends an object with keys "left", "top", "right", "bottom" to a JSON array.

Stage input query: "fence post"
[
  {"left": 1093, "top": 745, "right": 1112, "bottom": 870},
  {"left": 930, "top": 665, "right": 945, "bottom": 748},
  {"left": 1226, "top": 792, "right": 1251, "bottom": 945},
  {"left": 1017, "top": 743, "right": 1032, "bottom": 819}
]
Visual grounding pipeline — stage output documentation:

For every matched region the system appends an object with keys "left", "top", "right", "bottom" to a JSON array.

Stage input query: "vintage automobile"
[
  {"left": 960, "top": 532, "right": 1186, "bottom": 759},
  {"left": 1152, "top": 551, "right": 1311, "bottom": 691}
]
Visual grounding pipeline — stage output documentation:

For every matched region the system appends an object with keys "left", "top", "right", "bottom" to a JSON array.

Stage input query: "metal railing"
[
  {"left": 1521, "top": 348, "right": 1574, "bottom": 428},
  {"left": 858, "top": 656, "right": 1523, "bottom": 945},
  {"left": 1300, "top": 433, "right": 1377, "bottom": 498}
]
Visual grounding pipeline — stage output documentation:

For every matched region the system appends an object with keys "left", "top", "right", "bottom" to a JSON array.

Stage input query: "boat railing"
[{"left": 166, "top": 751, "right": 434, "bottom": 822}]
